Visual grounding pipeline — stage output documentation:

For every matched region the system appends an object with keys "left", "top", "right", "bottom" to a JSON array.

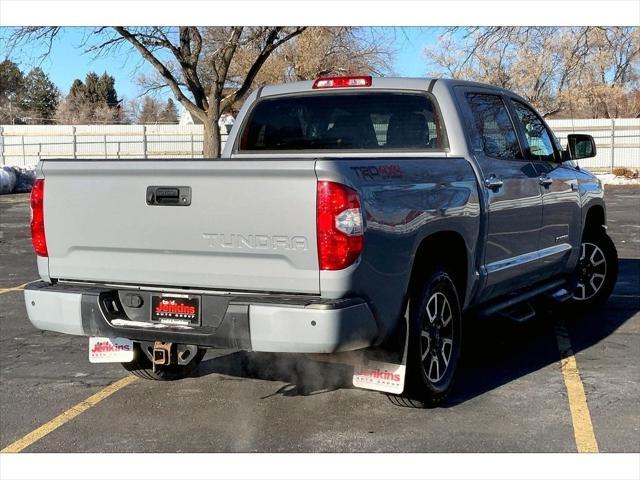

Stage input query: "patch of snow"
[
  {"left": 0, "top": 166, "right": 17, "bottom": 194},
  {"left": 595, "top": 173, "right": 640, "bottom": 186},
  {"left": 0, "top": 165, "right": 36, "bottom": 194}
]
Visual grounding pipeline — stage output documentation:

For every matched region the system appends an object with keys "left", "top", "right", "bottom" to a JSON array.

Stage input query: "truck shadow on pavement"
[{"left": 195, "top": 258, "right": 639, "bottom": 407}]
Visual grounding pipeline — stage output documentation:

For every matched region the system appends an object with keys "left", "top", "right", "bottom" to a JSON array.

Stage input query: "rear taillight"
[
  {"left": 312, "top": 75, "right": 372, "bottom": 89},
  {"left": 30, "top": 179, "right": 48, "bottom": 257},
  {"left": 317, "top": 181, "right": 363, "bottom": 270}
]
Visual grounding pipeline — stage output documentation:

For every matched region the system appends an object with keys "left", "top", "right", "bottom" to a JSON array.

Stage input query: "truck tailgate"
[{"left": 42, "top": 160, "right": 320, "bottom": 294}]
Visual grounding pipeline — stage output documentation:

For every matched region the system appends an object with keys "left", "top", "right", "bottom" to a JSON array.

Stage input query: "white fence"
[
  {"left": 1, "top": 119, "right": 639, "bottom": 171},
  {"left": 0, "top": 125, "right": 229, "bottom": 165},
  {"left": 547, "top": 118, "right": 639, "bottom": 171}
]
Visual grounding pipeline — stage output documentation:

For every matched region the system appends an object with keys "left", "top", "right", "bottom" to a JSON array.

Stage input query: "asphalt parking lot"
[{"left": 0, "top": 186, "right": 638, "bottom": 453}]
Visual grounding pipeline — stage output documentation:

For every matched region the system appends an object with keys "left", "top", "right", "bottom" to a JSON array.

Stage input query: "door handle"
[
  {"left": 538, "top": 175, "right": 553, "bottom": 187},
  {"left": 484, "top": 176, "right": 504, "bottom": 190}
]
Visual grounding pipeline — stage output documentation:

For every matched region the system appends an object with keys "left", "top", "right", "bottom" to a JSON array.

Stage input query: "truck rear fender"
[
  {"left": 407, "top": 230, "right": 471, "bottom": 308},
  {"left": 315, "top": 157, "right": 481, "bottom": 343}
]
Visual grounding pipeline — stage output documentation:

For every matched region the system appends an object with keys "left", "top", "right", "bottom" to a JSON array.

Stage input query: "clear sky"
[
  {"left": 2, "top": 27, "right": 442, "bottom": 103},
  {"left": 385, "top": 27, "right": 441, "bottom": 77}
]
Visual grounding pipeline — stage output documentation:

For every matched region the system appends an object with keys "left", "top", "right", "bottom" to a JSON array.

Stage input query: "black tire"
[
  {"left": 566, "top": 228, "right": 618, "bottom": 311},
  {"left": 121, "top": 343, "right": 206, "bottom": 381},
  {"left": 400, "top": 268, "right": 463, "bottom": 408}
]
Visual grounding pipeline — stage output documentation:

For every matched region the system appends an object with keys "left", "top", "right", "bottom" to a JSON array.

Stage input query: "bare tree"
[
  {"left": 563, "top": 27, "right": 640, "bottom": 118},
  {"left": 8, "top": 27, "right": 395, "bottom": 153},
  {"left": 122, "top": 97, "right": 142, "bottom": 125},
  {"left": 55, "top": 96, "right": 92, "bottom": 124},
  {"left": 425, "top": 27, "right": 640, "bottom": 118},
  {"left": 137, "top": 96, "right": 163, "bottom": 124},
  {"left": 8, "top": 27, "right": 308, "bottom": 157},
  {"left": 226, "top": 27, "right": 393, "bottom": 85}
]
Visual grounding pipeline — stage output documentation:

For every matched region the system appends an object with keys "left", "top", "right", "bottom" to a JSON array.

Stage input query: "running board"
[
  {"left": 478, "top": 278, "right": 566, "bottom": 319},
  {"left": 544, "top": 288, "right": 573, "bottom": 303},
  {"left": 497, "top": 301, "right": 536, "bottom": 323}
]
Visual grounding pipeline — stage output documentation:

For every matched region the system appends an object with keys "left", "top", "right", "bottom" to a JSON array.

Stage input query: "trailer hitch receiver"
[{"left": 153, "top": 341, "right": 173, "bottom": 370}]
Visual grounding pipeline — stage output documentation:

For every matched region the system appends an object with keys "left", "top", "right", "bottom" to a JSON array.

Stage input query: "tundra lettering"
[{"left": 202, "top": 233, "right": 309, "bottom": 251}]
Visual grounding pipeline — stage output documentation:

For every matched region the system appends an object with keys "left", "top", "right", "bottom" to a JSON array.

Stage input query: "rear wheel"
[
  {"left": 121, "top": 343, "right": 206, "bottom": 381},
  {"left": 400, "top": 268, "right": 463, "bottom": 407},
  {"left": 567, "top": 228, "right": 618, "bottom": 311}
]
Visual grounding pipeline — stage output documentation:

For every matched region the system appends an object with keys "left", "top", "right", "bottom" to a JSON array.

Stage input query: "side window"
[
  {"left": 465, "top": 93, "right": 523, "bottom": 160},
  {"left": 511, "top": 100, "right": 558, "bottom": 162}
]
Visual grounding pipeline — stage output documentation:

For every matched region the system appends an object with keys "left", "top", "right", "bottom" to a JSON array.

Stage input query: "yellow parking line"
[
  {"left": 0, "top": 279, "right": 39, "bottom": 294},
  {"left": 1, "top": 376, "right": 137, "bottom": 453},
  {"left": 0, "top": 282, "right": 31, "bottom": 295},
  {"left": 553, "top": 318, "right": 599, "bottom": 453}
]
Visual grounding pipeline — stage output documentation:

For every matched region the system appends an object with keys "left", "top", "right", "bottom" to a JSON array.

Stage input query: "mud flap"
[
  {"left": 352, "top": 305, "right": 410, "bottom": 394},
  {"left": 304, "top": 306, "right": 411, "bottom": 394},
  {"left": 352, "top": 358, "right": 406, "bottom": 394},
  {"left": 89, "top": 336, "right": 134, "bottom": 363}
]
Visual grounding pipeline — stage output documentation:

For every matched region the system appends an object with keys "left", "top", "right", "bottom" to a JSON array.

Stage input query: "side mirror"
[{"left": 567, "top": 134, "right": 596, "bottom": 160}]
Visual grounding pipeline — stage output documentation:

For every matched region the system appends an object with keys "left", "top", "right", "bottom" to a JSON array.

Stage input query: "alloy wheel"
[
  {"left": 574, "top": 242, "right": 607, "bottom": 301},
  {"left": 420, "top": 292, "right": 454, "bottom": 383}
]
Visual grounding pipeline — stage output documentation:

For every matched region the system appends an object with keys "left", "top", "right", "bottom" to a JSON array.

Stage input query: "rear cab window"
[{"left": 237, "top": 92, "right": 447, "bottom": 152}]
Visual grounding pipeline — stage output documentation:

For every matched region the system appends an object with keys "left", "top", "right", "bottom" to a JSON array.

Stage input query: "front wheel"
[
  {"left": 402, "top": 268, "right": 463, "bottom": 407},
  {"left": 567, "top": 228, "right": 618, "bottom": 311}
]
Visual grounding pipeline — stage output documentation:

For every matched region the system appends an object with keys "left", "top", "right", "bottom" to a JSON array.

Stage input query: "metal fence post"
[
  {"left": 72, "top": 126, "right": 77, "bottom": 159},
  {"left": 0, "top": 126, "right": 4, "bottom": 166},
  {"left": 104, "top": 135, "right": 108, "bottom": 159},
  {"left": 21, "top": 134, "right": 26, "bottom": 166},
  {"left": 610, "top": 118, "right": 615, "bottom": 173},
  {"left": 191, "top": 133, "right": 194, "bottom": 159},
  {"left": 143, "top": 125, "right": 148, "bottom": 159}
]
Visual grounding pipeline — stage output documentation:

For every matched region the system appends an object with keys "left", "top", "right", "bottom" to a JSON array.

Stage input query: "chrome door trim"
[{"left": 486, "top": 243, "right": 572, "bottom": 274}]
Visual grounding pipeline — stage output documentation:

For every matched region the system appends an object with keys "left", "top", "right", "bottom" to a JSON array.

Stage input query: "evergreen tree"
[
  {"left": 19, "top": 67, "right": 59, "bottom": 123},
  {"left": 0, "top": 60, "right": 25, "bottom": 124},
  {"left": 66, "top": 72, "right": 119, "bottom": 107},
  {"left": 69, "top": 78, "right": 85, "bottom": 101},
  {"left": 57, "top": 71, "right": 121, "bottom": 124},
  {"left": 160, "top": 98, "right": 178, "bottom": 123},
  {"left": 83, "top": 72, "right": 101, "bottom": 105},
  {"left": 0, "top": 60, "right": 24, "bottom": 99},
  {"left": 99, "top": 73, "right": 119, "bottom": 107}
]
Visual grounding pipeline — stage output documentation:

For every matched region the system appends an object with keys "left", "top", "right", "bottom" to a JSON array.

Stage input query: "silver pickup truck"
[{"left": 25, "top": 76, "right": 617, "bottom": 405}]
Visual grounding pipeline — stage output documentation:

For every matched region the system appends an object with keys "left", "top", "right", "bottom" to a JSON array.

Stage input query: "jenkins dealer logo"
[
  {"left": 358, "top": 368, "right": 401, "bottom": 383},
  {"left": 155, "top": 299, "right": 196, "bottom": 316},
  {"left": 91, "top": 341, "right": 130, "bottom": 354}
]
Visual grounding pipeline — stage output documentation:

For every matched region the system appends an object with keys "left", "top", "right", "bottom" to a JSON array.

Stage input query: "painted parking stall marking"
[
  {"left": 0, "top": 282, "right": 31, "bottom": 295},
  {"left": 554, "top": 318, "right": 599, "bottom": 453},
  {"left": 0, "top": 376, "right": 137, "bottom": 453}
]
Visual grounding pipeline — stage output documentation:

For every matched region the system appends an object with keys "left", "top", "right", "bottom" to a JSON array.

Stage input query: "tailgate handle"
[{"left": 146, "top": 186, "right": 192, "bottom": 206}]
